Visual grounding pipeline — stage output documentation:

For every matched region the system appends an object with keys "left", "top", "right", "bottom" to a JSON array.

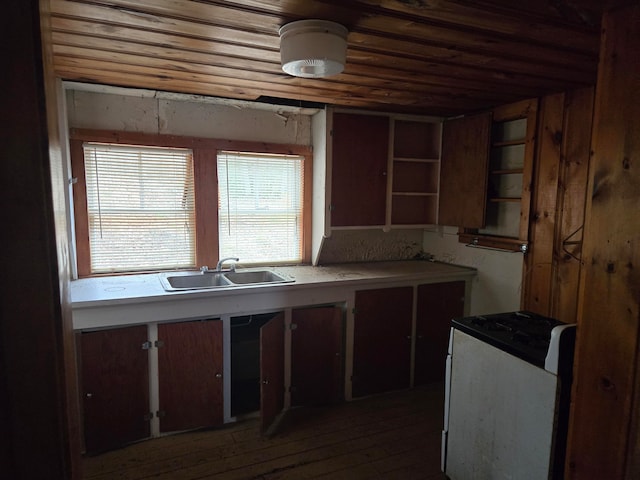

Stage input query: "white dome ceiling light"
[{"left": 278, "top": 20, "right": 348, "bottom": 78}]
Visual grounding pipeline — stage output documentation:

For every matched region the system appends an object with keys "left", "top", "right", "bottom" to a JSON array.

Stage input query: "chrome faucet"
[{"left": 215, "top": 257, "right": 239, "bottom": 272}]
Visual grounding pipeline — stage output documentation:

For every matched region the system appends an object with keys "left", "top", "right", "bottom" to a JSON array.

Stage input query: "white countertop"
[
  {"left": 71, "top": 260, "right": 476, "bottom": 308},
  {"left": 70, "top": 260, "right": 476, "bottom": 330}
]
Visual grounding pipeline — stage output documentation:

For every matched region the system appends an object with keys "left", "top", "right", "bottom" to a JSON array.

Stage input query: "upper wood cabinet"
[
  {"left": 439, "top": 112, "right": 492, "bottom": 228},
  {"left": 315, "top": 109, "right": 443, "bottom": 239},
  {"left": 440, "top": 99, "right": 538, "bottom": 251},
  {"left": 331, "top": 112, "right": 389, "bottom": 227}
]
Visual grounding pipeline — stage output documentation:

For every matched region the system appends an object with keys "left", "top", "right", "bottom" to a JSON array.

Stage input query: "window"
[
  {"left": 70, "top": 130, "right": 312, "bottom": 276},
  {"left": 82, "top": 143, "right": 195, "bottom": 273},
  {"left": 218, "top": 151, "right": 304, "bottom": 264}
]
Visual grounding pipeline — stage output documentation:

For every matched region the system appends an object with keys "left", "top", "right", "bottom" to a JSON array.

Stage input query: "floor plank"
[{"left": 83, "top": 384, "right": 447, "bottom": 480}]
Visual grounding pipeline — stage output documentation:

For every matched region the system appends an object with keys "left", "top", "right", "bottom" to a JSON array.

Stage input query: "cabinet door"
[
  {"left": 260, "top": 312, "right": 285, "bottom": 434},
  {"left": 331, "top": 112, "right": 389, "bottom": 226},
  {"left": 415, "top": 281, "right": 465, "bottom": 385},
  {"left": 79, "top": 325, "right": 150, "bottom": 453},
  {"left": 439, "top": 112, "right": 491, "bottom": 228},
  {"left": 353, "top": 287, "right": 413, "bottom": 397},
  {"left": 291, "top": 306, "right": 343, "bottom": 406},
  {"left": 157, "top": 319, "right": 223, "bottom": 433}
]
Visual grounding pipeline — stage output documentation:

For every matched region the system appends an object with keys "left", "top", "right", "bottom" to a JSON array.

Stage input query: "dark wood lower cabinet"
[
  {"left": 353, "top": 287, "right": 413, "bottom": 397},
  {"left": 78, "top": 282, "right": 465, "bottom": 450},
  {"left": 291, "top": 306, "right": 343, "bottom": 406},
  {"left": 157, "top": 319, "right": 223, "bottom": 433},
  {"left": 414, "top": 281, "right": 465, "bottom": 385},
  {"left": 79, "top": 325, "right": 150, "bottom": 454},
  {"left": 260, "top": 313, "right": 285, "bottom": 433}
]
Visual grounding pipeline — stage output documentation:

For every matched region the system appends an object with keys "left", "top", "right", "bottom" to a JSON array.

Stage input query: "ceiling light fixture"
[{"left": 278, "top": 19, "right": 348, "bottom": 78}]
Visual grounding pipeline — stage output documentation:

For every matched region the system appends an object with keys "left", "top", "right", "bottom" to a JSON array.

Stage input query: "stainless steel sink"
[
  {"left": 159, "top": 272, "right": 232, "bottom": 291},
  {"left": 223, "top": 270, "right": 291, "bottom": 285},
  {"left": 159, "top": 269, "right": 293, "bottom": 291}
]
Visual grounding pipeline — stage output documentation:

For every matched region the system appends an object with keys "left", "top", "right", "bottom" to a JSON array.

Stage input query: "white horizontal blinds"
[
  {"left": 218, "top": 151, "right": 303, "bottom": 264},
  {"left": 83, "top": 143, "right": 196, "bottom": 273}
]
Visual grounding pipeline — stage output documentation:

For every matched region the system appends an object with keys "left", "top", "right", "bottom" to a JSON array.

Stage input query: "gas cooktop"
[{"left": 452, "top": 311, "right": 569, "bottom": 368}]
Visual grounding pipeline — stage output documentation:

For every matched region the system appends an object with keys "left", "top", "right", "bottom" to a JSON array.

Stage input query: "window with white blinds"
[
  {"left": 217, "top": 151, "right": 304, "bottom": 264},
  {"left": 82, "top": 143, "right": 196, "bottom": 273}
]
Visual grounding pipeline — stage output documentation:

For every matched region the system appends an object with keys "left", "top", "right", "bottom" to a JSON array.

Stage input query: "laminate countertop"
[{"left": 70, "top": 260, "right": 476, "bottom": 329}]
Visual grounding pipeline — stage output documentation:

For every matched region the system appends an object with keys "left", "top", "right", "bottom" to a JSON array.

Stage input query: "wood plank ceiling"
[{"left": 47, "top": 0, "right": 605, "bottom": 116}]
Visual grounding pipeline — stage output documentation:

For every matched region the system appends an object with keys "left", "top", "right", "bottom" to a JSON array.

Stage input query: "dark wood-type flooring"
[{"left": 83, "top": 384, "right": 447, "bottom": 480}]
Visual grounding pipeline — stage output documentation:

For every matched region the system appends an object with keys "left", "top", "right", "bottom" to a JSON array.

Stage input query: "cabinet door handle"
[
  {"left": 215, "top": 373, "right": 222, "bottom": 378},
  {"left": 85, "top": 393, "right": 93, "bottom": 398},
  {"left": 262, "top": 379, "right": 269, "bottom": 385}
]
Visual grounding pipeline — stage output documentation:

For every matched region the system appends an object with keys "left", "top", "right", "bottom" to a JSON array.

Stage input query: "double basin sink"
[{"left": 159, "top": 269, "right": 293, "bottom": 291}]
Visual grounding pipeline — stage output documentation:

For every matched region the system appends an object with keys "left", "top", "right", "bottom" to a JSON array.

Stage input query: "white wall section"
[
  {"left": 65, "top": 87, "right": 313, "bottom": 145},
  {"left": 423, "top": 226, "right": 523, "bottom": 315}
]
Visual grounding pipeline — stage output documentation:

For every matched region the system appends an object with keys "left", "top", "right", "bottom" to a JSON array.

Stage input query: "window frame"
[
  {"left": 69, "top": 129, "right": 312, "bottom": 277},
  {"left": 217, "top": 150, "right": 306, "bottom": 265}
]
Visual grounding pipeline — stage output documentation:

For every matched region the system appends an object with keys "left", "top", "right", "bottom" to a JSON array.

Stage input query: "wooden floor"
[{"left": 82, "top": 384, "right": 447, "bottom": 480}]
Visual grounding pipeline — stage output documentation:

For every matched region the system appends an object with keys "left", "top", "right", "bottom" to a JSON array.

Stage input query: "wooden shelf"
[
  {"left": 389, "top": 117, "right": 441, "bottom": 226},
  {"left": 489, "top": 197, "right": 521, "bottom": 202},
  {"left": 393, "top": 157, "right": 439, "bottom": 163},
  {"left": 490, "top": 168, "right": 524, "bottom": 175},
  {"left": 392, "top": 160, "right": 439, "bottom": 194},
  {"left": 492, "top": 139, "right": 526, "bottom": 148},
  {"left": 391, "top": 194, "right": 437, "bottom": 225},
  {"left": 459, "top": 232, "right": 527, "bottom": 252},
  {"left": 392, "top": 192, "right": 437, "bottom": 196},
  {"left": 393, "top": 120, "right": 441, "bottom": 159}
]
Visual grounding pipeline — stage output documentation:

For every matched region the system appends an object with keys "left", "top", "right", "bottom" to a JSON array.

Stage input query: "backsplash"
[{"left": 317, "top": 229, "right": 424, "bottom": 264}]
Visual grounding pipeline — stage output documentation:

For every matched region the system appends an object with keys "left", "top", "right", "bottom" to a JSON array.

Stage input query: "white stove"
[{"left": 441, "top": 311, "right": 576, "bottom": 479}]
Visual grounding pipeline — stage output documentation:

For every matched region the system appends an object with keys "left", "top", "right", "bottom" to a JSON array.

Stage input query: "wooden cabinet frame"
[
  {"left": 78, "top": 325, "right": 150, "bottom": 453},
  {"left": 74, "top": 270, "right": 475, "bottom": 444},
  {"left": 388, "top": 118, "right": 443, "bottom": 226},
  {"left": 455, "top": 98, "right": 538, "bottom": 251},
  {"left": 352, "top": 281, "right": 470, "bottom": 397},
  {"left": 157, "top": 320, "right": 223, "bottom": 433},
  {"left": 318, "top": 109, "right": 443, "bottom": 235}
]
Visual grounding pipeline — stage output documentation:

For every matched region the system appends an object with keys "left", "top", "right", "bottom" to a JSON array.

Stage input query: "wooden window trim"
[{"left": 69, "top": 129, "right": 313, "bottom": 277}]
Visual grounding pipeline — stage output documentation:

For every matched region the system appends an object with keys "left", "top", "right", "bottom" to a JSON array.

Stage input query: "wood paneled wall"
[
  {"left": 523, "top": 87, "right": 594, "bottom": 323},
  {"left": 0, "top": 0, "right": 80, "bottom": 478},
  {"left": 566, "top": 4, "right": 640, "bottom": 479}
]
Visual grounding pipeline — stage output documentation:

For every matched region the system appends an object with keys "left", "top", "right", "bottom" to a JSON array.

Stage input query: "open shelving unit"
[
  {"left": 457, "top": 98, "right": 538, "bottom": 252},
  {"left": 389, "top": 119, "right": 442, "bottom": 226},
  {"left": 480, "top": 117, "right": 527, "bottom": 239}
]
